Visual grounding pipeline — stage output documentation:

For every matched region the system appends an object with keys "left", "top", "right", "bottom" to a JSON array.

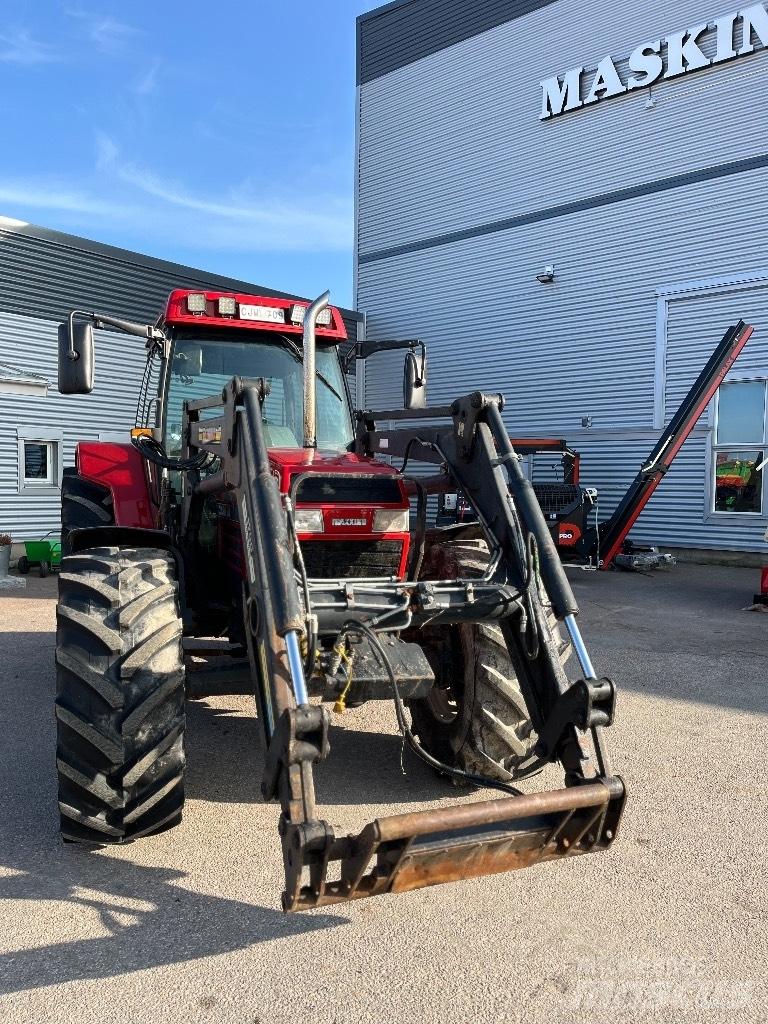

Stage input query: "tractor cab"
[{"left": 162, "top": 289, "right": 353, "bottom": 454}]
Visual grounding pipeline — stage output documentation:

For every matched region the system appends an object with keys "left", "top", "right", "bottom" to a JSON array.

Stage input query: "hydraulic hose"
[{"left": 340, "top": 619, "right": 525, "bottom": 798}]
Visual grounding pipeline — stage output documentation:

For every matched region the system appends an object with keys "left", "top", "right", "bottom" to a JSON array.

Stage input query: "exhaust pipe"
[{"left": 302, "top": 290, "right": 330, "bottom": 449}]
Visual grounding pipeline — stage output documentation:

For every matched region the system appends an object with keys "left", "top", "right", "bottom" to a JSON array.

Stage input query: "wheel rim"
[{"left": 426, "top": 683, "right": 458, "bottom": 724}]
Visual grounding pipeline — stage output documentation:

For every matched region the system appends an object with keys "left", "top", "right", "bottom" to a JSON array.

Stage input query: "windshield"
[{"left": 165, "top": 330, "right": 353, "bottom": 453}]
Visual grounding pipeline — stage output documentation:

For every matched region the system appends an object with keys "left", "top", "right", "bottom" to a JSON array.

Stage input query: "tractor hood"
[{"left": 267, "top": 448, "right": 404, "bottom": 497}]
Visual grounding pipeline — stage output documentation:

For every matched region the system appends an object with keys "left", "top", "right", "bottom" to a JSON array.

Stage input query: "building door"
[{"left": 661, "top": 278, "right": 768, "bottom": 549}]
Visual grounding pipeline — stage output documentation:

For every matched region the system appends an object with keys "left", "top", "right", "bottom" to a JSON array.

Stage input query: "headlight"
[
  {"left": 373, "top": 508, "right": 409, "bottom": 533},
  {"left": 294, "top": 509, "right": 324, "bottom": 533}
]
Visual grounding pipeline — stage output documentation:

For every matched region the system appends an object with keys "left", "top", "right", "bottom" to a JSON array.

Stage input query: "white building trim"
[{"left": 653, "top": 269, "right": 768, "bottom": 429}]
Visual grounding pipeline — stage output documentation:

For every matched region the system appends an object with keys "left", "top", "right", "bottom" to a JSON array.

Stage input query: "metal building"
[
  {"left": 355, "top": 1, "right": 768, "bottom": 555},
  {"left": 0, "top": 217, "right": 359, "bottom": 543}
]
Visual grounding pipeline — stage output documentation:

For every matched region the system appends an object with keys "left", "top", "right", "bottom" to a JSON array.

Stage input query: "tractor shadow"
[
  {"left": 0, "top": 838, "right": 344, "bottom": 995},
  {"left": 0, "top": 623, "right": 346, "bottom": 996},
  {"left": 184, "top": 698, "right": 456, "bottom": 807}
]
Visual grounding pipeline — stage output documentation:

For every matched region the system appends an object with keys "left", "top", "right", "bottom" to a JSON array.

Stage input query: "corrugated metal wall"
[
  {"left": 357, "top": 1, "right": 768, "bottom": 256},
  {"left": 357, "top": 0, "right": 559, "bottom": 84},
  {"left": 0, "top": 311, "right": 146, "bottom": 537},
  {"left": 0, "top": 223, "right": 361, "bottom": 539},
  {"left": 357, "top": 0, "right": 768, "bottom": 552}
]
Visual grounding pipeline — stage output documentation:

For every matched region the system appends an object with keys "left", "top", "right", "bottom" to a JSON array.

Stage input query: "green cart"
[{"left": 17, "top": 532, "right": 62, "bottom": 577}]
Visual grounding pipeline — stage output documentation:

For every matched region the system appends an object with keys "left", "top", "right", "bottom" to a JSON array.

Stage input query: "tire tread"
[{"left": 55, "top": 545, "right": 185, "bottom": 845}]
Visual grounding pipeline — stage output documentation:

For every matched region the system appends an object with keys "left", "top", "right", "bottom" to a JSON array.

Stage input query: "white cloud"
[
  {"left": 64, "top": 7, "right": 140, "bottom": 53},
  {"left": 133, "top": 58, "right": 161, "bottom": 96},
  {"left": 0, "top": 179, "right": 129, "bottom": 218},
  {"left": 0, "top": 30, "right": 59, "bottom": 65},
  {"left": 0, "top": 134, "right": 352, "bottom": 255},
  {"left": 94, "top": 133, "right": 353, "bottom": 252}
]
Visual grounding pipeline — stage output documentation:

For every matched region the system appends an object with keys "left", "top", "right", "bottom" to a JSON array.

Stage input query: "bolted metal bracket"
[{"left": 534, "top": 677, "right": 616, "bottom": 760}]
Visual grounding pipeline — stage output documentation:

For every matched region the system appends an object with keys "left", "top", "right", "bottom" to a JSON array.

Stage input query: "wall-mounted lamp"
[
  {"left": 536, "top": 264, "right": 556, "bottom": 284},
  {"left": 581, "top": 416, "right": 593, "bottom": 428}
]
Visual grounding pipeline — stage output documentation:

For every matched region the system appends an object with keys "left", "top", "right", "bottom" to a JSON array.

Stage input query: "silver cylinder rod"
[
  {"left": 302, "top": 290, "right": 330, "bottom": 448},
  {"left": 564, "top": 614, "right": 597, "bottom": 680},
  {"left": 285, "top": 629, "right": 310, "bottom": 706}
]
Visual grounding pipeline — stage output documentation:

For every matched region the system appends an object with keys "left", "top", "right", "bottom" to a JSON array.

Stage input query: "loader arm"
[{"left": 184, "top": 381, "right": 625, "bottom": 911}]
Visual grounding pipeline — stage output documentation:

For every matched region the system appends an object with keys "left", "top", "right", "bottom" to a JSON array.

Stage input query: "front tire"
[
  {"left": 410, "top": 540, "right": 569, "bottom": 783},
  {"left": 61, "top": 468, "right": 114, "bottom": 555},
  {"left": 55, "top": 546, "right": 185, "bottom": 843}
]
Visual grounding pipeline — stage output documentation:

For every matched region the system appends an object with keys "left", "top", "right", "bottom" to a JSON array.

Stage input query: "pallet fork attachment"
[
  {"left": 185, "top": 381, "right": 626, "bottom": 911},
  {"left": 280, "top": 775, "right": 625, "bottom": 911}
]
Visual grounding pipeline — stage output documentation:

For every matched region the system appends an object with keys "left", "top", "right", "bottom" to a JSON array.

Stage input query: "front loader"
[{"left": 54, "top": 288, "right": 625, "bottom": 911}]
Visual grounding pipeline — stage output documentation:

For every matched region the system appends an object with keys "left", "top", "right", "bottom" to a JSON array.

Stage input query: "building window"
[
  {"left": 713, "top": 381, "right": 766, "bottom": 515},
  {"left": 16, "top": 431, "right": 62, "bottom": 494},
  {"left": 23, "top": 441, "right": 57, "bottom": 486}
]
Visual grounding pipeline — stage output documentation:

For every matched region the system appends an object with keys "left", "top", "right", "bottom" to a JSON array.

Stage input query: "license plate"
[{"left": 239, "top": 303, "right": 285, "bottom": 324}]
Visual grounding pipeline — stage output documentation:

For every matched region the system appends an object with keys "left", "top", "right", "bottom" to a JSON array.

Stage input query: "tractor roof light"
[
  {"left": 290, "top": 303, "right": 332, "bottom": 327},
  {"left": 217, "top": 296, "right": 237, "bottom": 317},
  {"left": 186, "top": 293, "right": 207, "bottom": 313}
]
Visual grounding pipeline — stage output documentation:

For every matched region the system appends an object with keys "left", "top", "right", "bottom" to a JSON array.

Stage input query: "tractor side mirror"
[
  {"left": 58, "top": 321, "right": 94, "bottom": 394},
  {"left": 403, "top": 349, "right": 427, "bottom": 410}
]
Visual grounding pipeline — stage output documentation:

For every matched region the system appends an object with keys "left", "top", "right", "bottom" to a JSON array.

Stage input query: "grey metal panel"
[
  {"left": 358, "top": 169, "right": 768, "bottom": 552},
  {"left": 574, "top": 435, "right": 768, "bottom": 553},
  {"left": 360, "top": 154, "right": 768, "bottom": 265},
  {"left": 0, "top": 220, "right": 362, "bottom": 325},
  {"left": 664, "top": 285, "right": 768, "bottom": 423},
  {"left": 361, "top": 169, "right": 768, "bottom": 422},
  {"left": 357, "top": 0, "right": 768, "bottom": 256},
  {"left": 0, "top": 221, "right": 361, "bottom": 539},
  {"left": 356, "top": 0, "right": 768, "bottom": 552},
  {"left": 0, "top": 311, "right": 146, "bottom": 539},
  {"left": 358, "top": 0, "right": 559, "bottom": 85}
]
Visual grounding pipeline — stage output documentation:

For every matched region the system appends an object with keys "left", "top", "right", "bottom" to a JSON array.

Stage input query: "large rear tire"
[
  {"left": 409, "top": 540, "right": 568, "bottom": 783},
  {"left": 61, "top": 468, "right": 114, "bottom": 555},
  {"left": 55, "top": 546, "right": 185, "bottom": 843}
]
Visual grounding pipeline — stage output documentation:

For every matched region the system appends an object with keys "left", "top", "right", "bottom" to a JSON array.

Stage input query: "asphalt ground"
[{"left": 0, "top": 563, "right": 766, "bottom": 1024}]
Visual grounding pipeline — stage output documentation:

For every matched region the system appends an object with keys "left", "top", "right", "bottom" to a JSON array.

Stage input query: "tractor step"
[{"left": 282, "top": 777, "right": 626, "bottom": 911}]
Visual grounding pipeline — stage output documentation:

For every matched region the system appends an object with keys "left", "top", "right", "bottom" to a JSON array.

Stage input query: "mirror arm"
[
  {"left": 345, "top": 337, "right": 424, "bottom": 374},
  {"left": 67, "top": 310, "right": 165, "bottom": 360}
]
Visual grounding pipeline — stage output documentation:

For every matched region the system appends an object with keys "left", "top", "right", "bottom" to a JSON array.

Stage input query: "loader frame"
[{"left": 183, "top": 378, "right": 625, "bottom": 910}]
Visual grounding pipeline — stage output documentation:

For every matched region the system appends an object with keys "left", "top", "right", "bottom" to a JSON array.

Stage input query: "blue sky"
[{"left": 0, "top": 1, "right": 373, "bottom": 306}]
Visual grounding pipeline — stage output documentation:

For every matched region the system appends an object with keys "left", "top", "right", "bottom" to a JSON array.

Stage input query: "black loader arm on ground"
[{"left": 597, "top": 320, "right": 754, "bottom": 567}]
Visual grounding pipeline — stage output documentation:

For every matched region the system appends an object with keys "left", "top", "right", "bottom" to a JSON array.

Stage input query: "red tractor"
[{"left": 55, "top": 289, "right": 625, "bottom": 910}]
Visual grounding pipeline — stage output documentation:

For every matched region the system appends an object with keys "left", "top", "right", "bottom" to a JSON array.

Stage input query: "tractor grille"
[
  {"left": 295, "top": 475, "right": 402, "bottom": 503},
  {"left": 300, "top": 540, "right": 402, "bottom": 579},
  {"left": 532, "top": 484, "right": 581, "bottom": 517}
]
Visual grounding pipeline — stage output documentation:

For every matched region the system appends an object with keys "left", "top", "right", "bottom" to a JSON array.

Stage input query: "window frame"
[
  {"left": 709, "top": 377, "right": 768, "bottom": 517},
  {"left": 16, "top": 426, "right": 64, "bottom": 496},
  {"left": 23, "top": 440, "right": 56, "bottom": 487}
]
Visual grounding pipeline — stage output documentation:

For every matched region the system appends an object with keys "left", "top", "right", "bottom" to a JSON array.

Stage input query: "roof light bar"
[{"left": 290, "top": 303, "right": 332, "bottom": 326}]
